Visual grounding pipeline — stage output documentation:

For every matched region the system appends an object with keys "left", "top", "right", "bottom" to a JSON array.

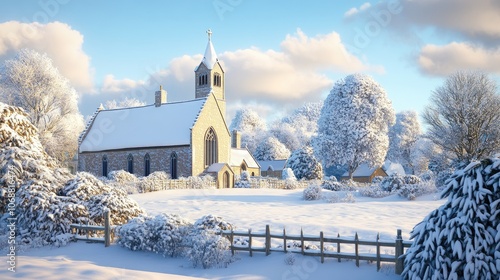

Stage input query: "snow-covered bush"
[
  {"left": 187, "top": 231, "right": 232, "bottom": 269},
  {"left": 380, "top": 174, "right": 421, "bottom": 192},
  {"left": 116, "top": 213, "right": 191, "bottom": 257},
  {"left": 282, "top": 168, "right": 296, "bottom": 180},
  {"left": 107, "top": 170, "right": 139, "bottom": 183},
  {"left": 140, "top": 171, "right": 169, "bottom": 193},
  {"left": 359, "top": 185, "right": 391, "bottom": 198},
  {"left": 284, "top": 179, "right": 299, "bottom": 190},
  {"left": 192, "top": 214, "right": 233, "bottom": 234},
  {"left": 397, "top": 181, "right": 436, "bottom": 200},
  {"left": 434, "top": 168, "right": 454, "bottom": 190},
  {"left": 371, "top": 176, "right": 384, "bottom": 184},
  {"left": 342, "top": 192, "right": 356, "bottom": 203},
  {"left": 286, "top": 146, "right": 323, "bottom": 180},
  {"left": 234, "top": 171, "right": 251, "bottom": 188},
  {"left": 183, "top": 175, "right": 216, "bottom": 189},
  {"left": 86, "top": 189, "right": 145, "bottom": 225},
  {"left": 60, "top": 172, "right": 112, "bottom": 200},
  {"left": 303, "top": 184, "right": 322, "bottom": 200},
  {"left": 402, "top": 158, "right": 500, "bottom": 279}
]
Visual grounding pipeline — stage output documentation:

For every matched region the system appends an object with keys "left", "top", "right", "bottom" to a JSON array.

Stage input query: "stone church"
[{"left": 78, "top": 31, "right": 260, "bottom": 188}]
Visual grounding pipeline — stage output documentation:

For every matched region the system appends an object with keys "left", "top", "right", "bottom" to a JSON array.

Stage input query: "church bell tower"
[{"left": 195, "top": 30, "right": 225, "bottom": 117}]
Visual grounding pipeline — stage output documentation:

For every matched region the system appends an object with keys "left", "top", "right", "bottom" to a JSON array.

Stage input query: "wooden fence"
[
  {"left": 221, "top": 225, "right": 412, "bottom": 275},
  {"left": 70, "top": 210, "right": 112, "bottom": 247}
]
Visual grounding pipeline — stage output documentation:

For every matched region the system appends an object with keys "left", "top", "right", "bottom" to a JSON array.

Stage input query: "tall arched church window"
[
  {"left": 214, "top": 73, "right": 221, "bottom": 87},
  {"left": 170, "top": 152, "right": 178, "bottom": 179},
  {"left": 204, "top": 128, "right": 218, "bottom": 167},
  {"left": 102, "top": 155, "right": 108, "bottom": 177},
  {"left": 144, "top": 153, "right": 151, "bottom": 176},
  {"left": 127, "top": 154, "right": 134, "bottom": 174}
]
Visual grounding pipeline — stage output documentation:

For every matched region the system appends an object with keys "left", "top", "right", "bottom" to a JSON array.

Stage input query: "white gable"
[
  {"left": 79, "top": 98, "right": 207, "bottom": 152},
  {"left": 230, "top": 148, "right": 260, "bottom": 168}
]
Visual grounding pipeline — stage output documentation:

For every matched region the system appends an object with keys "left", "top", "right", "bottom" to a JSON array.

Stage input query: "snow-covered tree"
[
  {"left": 403, "top": 157, "right": 500, "bottom": 280},
  {"left": 270, "top": 102, "right": 322, "bottom": 152},
  {"left": 0, "top": 49, "right": 84, "bottom": 164},
  {"left": 312, "top": 74, "right": 396, "bottom": 179},
  {"left": 423, "top": 71, "right": 500, "bottom": 163},
  {"left": 386, "top": 111, "right": 422, "bottom": 174},
  {"left": 254, "top": 136, "right": 290, "bottom": 161},
  {"left": 229, "top": 108, "right": 267, "bottom": 154},
  {"left": 105, "top": 97, "right": 146, "bottom": 109},
  {"left": 286, "top": 146, "right": 323, "bottom": 180}
]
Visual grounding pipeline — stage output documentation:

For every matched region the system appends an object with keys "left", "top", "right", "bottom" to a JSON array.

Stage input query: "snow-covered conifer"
[
  {"left": 312, "top": 74, "right": 395, "bottom": 179},
  {"left": 403, "top": 157, "right": 500, "bottom": 279},
  {"left": 286, "top": 146, "right": 323, "bottom": 180},
  {"left": 386, "top": 111, "right": 421, "bottom": 174}
]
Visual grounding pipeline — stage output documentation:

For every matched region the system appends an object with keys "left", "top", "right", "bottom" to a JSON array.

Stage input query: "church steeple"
[{"left": 195, "top": 29, "right": 226, "bottom": 118}]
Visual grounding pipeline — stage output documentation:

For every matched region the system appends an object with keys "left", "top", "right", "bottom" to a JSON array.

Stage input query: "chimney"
[
  {"left": 155, "top": 85, "right": 167, "bottom": 107},
  {"left": 232, "top": 130, "right": 241, "bottom": 148}
]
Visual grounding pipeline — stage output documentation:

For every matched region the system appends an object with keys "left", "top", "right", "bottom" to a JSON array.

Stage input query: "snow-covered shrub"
[
  {"left": 342, "top": 192, "right": 356, "bottom": 203},
  {"left": 303, "top": 184, "right": 322, "bottom": 200},
  {"left": 187, "top": 231, "right": 232, "bottom": 269},
  {"left": 192, "top": 214, "right": 233, "bottom": 234},
  {"left": 60, "top": 172, "right": 112, "bottom": 200},
  {"left": 282, "top": 168, "right": 296, "bottom": 180},
  {"left": 397, "top": 181, "right": 437, "bottom": 200},
  {"left": 403, "top": 158, "right": 500, "bottom": 280},
  {"left": 140, "top": 171, "right": 169, "bottom": 193},
  {"left": 284, "top": 178, "right": 300, "bottom": 190},
  {"left": 116, "top": 213, "right": 191, "bottom": 257},
  {"left": 434, "top": 168, "right": 454, "bottom": 190},
  {"left": 380, "top": 174, "right": 421, "bottom": 192},
  {"left": 107, "top": 170, "right": 139, "bottom": 183},
  {"left": 321, "top": 180, "right": 344, "bottom": 191},
  {"left": 184, "top": 175, "right": 216, "bottom": 189},
  {"left": 86, "top": 189, "right": 145, "bottom": 225},
  {"left": 359, "top": 185, "right": 391, "bottom": 198},
  {"left": 371, "top": 176, "right": 384, "bottom": 184},
  {"left": 418, "top": 170, "right": 433, "bottom": 182},
  {"left": 286, "top": 146, "right": 323, "bottom": 180},
  {"left": 234, "top": 171, "right": 252, "bottom": 188}
]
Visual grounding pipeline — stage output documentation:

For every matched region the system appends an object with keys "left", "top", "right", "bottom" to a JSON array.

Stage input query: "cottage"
[
  {"left": 258, "top": 160, "right": 288, "bottom": 178},
  {"left": 341, "top": 163, "right": 388, "bottom": 183}
]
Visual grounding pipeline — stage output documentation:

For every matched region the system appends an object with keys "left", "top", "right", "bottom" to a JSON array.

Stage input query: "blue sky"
[{"left": 1, "top": 0, "right": 499, "bottom": 123}]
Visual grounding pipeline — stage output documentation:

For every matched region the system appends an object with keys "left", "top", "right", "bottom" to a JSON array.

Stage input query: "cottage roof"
[
  {"left": 342, "top": 163, "right": 379, "bottom": 177},
  {"left": 258, "top": 160, "right": 287, "bottom": 171},
  {"left": 79, "top": 98, "right": 207, "bottom": 152},
  {"left": 230, "top": 148, "right": 260, "bottom": 168}
]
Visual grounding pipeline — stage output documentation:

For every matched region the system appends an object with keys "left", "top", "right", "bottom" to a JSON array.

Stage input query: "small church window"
[
  {"left": 204, "top": 128, "right": 218, "bottom": 167},
  {"left": 214, "top": 73, "right": 221, "bottom": 87},
  {"left": 144, "top": 154, "right": 150, "bottom": 176},
  {"left": 170, "top": 152, "right": 178, "bottom": 179},
  {"left": 102, "top": 155, "right": 108, "bottom": 177},
  {"left": 127, "top": 154, "right": 134, "bottom": 174}
]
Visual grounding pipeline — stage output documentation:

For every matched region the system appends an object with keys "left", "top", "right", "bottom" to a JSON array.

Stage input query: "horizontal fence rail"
[
  {"left": 70, "top": 210, "right": 112, "bottom": 247},
  {"left": 221, "top": 225, "right": 412, "bottom": 275}
]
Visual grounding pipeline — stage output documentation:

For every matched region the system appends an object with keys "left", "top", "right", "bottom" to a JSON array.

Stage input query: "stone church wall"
[{"left": 78, "top": 146, "right": 191, "bottom": 178}]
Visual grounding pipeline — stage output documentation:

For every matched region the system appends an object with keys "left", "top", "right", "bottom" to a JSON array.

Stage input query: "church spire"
[{"left": 202, "top": 29, "right": 218, "bottom": 70}]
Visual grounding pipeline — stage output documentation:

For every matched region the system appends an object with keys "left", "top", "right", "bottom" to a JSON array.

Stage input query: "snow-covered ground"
[{"left": 1, "top": 188, "right": 445, "bottom": 279}]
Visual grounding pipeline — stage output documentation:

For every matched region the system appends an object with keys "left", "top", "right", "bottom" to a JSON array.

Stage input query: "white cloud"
[
  {"left": 418, "top": 42, "right": 500, "bottom": 76},
  {"left": 344, "top": 2, "right": 372, "bottom": 18},
  {"left": 100, "top": 75, "right": 147, "bottom": 94},
  {"left": 0, "top": 21, "right": 93, "bottom": 92}
]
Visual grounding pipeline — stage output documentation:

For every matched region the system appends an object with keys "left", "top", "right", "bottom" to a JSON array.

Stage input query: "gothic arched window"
[
  {"left": 144, "top": 153, "right": 150, "bottom": 176},
  {"left": 102, "top": 155, "right": 108, "bottom": 177},
  {"left": 127, "top": 154, "right": 134, "bottom": 174},
  {"left": 204, "top": 128, "right": 218, "bottom": 167},
  {"left": 214, "top": 73, "right": 221, "bottom": 87},
  {"left": 170, "top": 152, "right": 178, "bottom": 179}
]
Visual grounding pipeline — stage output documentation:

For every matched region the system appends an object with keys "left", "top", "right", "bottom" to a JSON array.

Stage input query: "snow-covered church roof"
[
  {"left": 230, "top": 148, "right": 260, "bottom": 169},
  {"left": 79, "top": 98, "right": 207, "bottom": 153}
]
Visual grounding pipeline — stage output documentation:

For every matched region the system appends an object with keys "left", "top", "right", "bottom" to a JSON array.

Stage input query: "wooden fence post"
[
  {"left": 265, "top": 225, "right": 271, "bottom": 256},
  {"left": 300, "top": 228, "right": 305, "bottom": 255},
  {"left": 337, "top": 233, "right": 341, "bottom": 262},
  {"left": 355, "top": 232, "right": 359, "bottom": 267},
  {"left": 249, "top": 228, "right": 253, "bottom": 257},
  {"left": 230, "top": 229, "right": 235, "bottom": 256},
  {"left": 376, "top": 233, "right": 381, "bottom": 271},
  {"left": 395, "top": 229, "right": 404, "bottom": 275},
  {"left": 320, "top": 231, "right": 324, "bottom": 263},
  {"left": 283, "top": 228, "right": 287, "bottom": 253},
  {"left": 104, "top": 210, "right": 111, "bottom": 247}
]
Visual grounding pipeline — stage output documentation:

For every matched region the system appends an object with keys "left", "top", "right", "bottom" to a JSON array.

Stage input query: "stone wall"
[{"left": 78, "top": 146, "right": 191, "bottom": 178}]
